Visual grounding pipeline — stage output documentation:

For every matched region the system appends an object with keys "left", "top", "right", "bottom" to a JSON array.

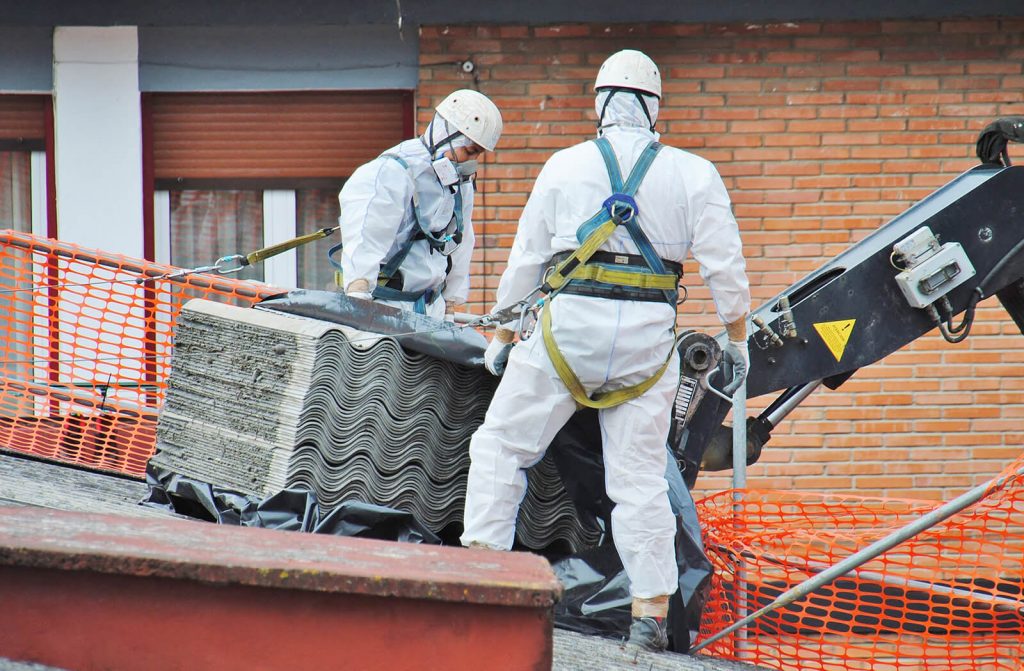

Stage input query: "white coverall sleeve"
[
  {"left": 689, "top": 163, "right": 751, "bottom": 325},
  {"left": 338, "top": 159, "right": 413, "bottom": 290},
  {"left": 492, "top": 166, "right": 556, "bottom": 314},
  {"left": 442, "top": 185, "right": 475, "bottom": 305}
]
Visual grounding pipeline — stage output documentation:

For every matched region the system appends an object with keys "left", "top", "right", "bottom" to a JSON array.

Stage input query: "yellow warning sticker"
[{"left": 813, "top": 319, "right": 856, "bottom": 362}]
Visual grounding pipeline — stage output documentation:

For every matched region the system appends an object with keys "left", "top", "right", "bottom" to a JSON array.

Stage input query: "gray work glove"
[
  {"left": 722, "top": 339, "right": 749, "bottom": 395},
  {"left": 484, "top": 331, "right": 515, "bottom": 376}
]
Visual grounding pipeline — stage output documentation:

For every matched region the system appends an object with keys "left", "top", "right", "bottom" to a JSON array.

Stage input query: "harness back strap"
[
  {"left": 544, "top": 141, "right": 674, "bottom": 297},
  {"left": 541, "top": 138, "right": 677, "bottom": 409}
]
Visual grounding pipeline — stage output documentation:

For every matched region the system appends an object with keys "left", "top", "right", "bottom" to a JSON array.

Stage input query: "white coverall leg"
[
  {"left": 462, "top": 298, "right": 680, "bottom": 598},
  {"left": 597, "top": 351, "right": 680, "bottom": 598}
]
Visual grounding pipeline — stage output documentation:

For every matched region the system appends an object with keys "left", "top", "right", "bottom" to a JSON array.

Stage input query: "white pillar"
[
  {"left": 263, "top": 190, "right": 298, "bottom": 288},
  {"left": 52, "top": 26, "right": 142, "bottom": 256}
]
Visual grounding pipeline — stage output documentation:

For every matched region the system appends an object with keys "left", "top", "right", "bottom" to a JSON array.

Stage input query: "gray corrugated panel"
[
  {"left": 154, "top": 299, "right": 600, "bottom": 552},
  {"left": 0, "top": 453, "right": 175, "bottom": 519}
]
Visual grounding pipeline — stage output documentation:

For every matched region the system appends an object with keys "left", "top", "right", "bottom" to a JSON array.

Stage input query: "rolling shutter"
[
  {"left": 148, "top": 91, "right": 411, "bottom": 181},
  {"left": 0, "top": 95, "right": 48, "bottom": 145}
]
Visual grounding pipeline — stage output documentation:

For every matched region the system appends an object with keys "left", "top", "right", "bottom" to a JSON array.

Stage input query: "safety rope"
[{"left": 0, "top": 227, "right": 339, "bottom": 297}]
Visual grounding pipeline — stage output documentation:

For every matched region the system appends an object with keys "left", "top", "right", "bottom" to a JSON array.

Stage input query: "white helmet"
[
  {"left": 435, "top": 89, "right": 503, "bottom": 152},
  {"left": 594, "top": 49, "right": 662, "bottom": 99}
]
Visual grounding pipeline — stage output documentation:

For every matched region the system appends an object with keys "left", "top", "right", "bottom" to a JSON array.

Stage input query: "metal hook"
[{"left": 701, "top": 365, "right": 734, "bottom": 403}]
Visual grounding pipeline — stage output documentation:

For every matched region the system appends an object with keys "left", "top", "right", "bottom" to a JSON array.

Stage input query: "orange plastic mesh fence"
[
  {"left": 0, "top": 231, "right": 281, "bottom": 475},
  {"left": 698, "top": 452, "right": 1024, "bottom": 671}
]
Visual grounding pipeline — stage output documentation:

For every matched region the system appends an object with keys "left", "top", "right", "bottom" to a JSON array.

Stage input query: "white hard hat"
[
  {"left": 435, "top": 89, "right": 503, "bottom": 152},
  {"left": 594, "top": 49, "right": 662, "bottom": 99}
]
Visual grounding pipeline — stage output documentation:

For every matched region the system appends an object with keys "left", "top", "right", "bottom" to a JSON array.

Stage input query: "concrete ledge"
[
  {"left": 0, "top": 505, "right": 558, "bottom": 607},
  {"left": 0, "top": 506, "right": 560, "bottom": 670}
]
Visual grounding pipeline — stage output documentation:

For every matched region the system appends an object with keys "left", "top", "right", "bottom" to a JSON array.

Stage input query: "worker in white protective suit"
[
  {"left": 460, "top": 50, "right": 751, "bottom": 652},
  {"left": 335, "top": 90, "right": 503, "bottom": 320}
]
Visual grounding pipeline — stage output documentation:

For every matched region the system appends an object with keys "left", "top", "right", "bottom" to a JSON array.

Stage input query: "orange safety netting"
[
  {"left": 0, "top": 231, "right": 1021, "bottom": 670},
  {"left": 697, "top": 454, "right": 1024, "bottom": 670},
  {"left": 0, "top": 230, "right": 281, "bottom": 474}
]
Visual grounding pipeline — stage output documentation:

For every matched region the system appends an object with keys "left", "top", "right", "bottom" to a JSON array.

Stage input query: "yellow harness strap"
[
  {"left": 570, "top": 264, "right": 678, "bottom": 290},
  {"left": 541, "top": 306, "right": 675, "bottom": 409},
  {"left": 543, "top": 221, "right": 678, "bottom": 293}
]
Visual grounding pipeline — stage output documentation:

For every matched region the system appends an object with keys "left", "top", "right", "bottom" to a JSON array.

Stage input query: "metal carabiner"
[{"left": 214, "top": 254, "right": 248, "bottom": 275}]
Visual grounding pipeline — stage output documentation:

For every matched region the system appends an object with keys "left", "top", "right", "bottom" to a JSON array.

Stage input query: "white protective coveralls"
[
  {"left": 337, "top": 114, "right": 476, "bottom": 320},
  {"left": 461, "top": 91, "right": 750, "bottom": 599}
]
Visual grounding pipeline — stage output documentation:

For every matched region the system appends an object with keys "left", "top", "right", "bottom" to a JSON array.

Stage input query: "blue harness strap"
[
  {"left": 329, "top": 153, "right": 462, "bottom": 314},
  {"left": 566, "top": 137, "right": 674, "bottom": 303}
]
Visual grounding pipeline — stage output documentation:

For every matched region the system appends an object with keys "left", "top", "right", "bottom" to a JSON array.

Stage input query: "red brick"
[
  {"left": 822, "top": 79, "right": 882, "bottom": 92},
  {"left": 533, "top": 25, "right": 590, "bottom": 38},
  {"left": 818, "top": 106, "right": 879, "bottom": 119},
  {"left": 940, "top": 20, "right": 1000, "bottom": 34},
  {"left": 421, "top": 18, "right": 1024, "bottom": 502}
]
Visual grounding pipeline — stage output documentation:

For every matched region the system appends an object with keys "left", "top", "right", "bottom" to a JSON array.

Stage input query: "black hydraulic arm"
[{"left": 675, "top": 118, "right": 1024, "bottom": 486}]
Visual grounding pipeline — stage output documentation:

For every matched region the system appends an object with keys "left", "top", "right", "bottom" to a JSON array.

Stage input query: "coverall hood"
[{"left": 595, "top": 89, "right": 661, "bottom": 137}]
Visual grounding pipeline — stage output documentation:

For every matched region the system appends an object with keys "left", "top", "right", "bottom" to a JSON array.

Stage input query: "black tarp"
[
  {"left": 256, "top": 289, "right": 489, "bottom": 367},
  {"left": 142, "top": 419, "right": 712, "bottom": 652},
  {"left": 143, "top": 463, "right": 440, "bottom": 544}
]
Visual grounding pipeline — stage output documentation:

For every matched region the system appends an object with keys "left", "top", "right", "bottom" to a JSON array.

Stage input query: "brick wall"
[{"left": 418, "top": 19, "right": 1024, "bottom": 500}]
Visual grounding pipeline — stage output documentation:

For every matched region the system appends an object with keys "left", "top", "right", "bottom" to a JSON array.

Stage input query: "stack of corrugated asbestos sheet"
[{"left": 152, "top": 298, "right": 600, "bottom": 552}]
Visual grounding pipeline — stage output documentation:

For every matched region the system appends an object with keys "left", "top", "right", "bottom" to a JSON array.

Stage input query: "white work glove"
[
  {"left": 484, "top": 332, "right": 515, "bottom": 376},
  {"left": 346, "top": 279, "right": 373, "bottom": 302},
  {"left": 721, "top": 340, "right": 749, "bottom": 395},
  {"left": 444, "top": 300, "right": 462, "bottom": 323}
]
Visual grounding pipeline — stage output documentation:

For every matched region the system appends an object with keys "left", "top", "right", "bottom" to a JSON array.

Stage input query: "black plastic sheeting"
[
  {"left": 142, "top": 463, "right": 440, "bottom": 544},
  {"left": 255, "top": 289, "right": 489, "bottom": 367},
  {"left": 547, "top": 409, "right": 713, "bottom": 653}
]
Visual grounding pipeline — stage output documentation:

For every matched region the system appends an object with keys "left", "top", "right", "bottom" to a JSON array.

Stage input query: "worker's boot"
[
  {"left": 626, "top": 595, "right": 670, "bottom": 652},
  {"left": 465, "top": 540, "right": 506, "bottom": 551},
  {"left": 626, "top": 616, "right": 669, "bottom": 652}
]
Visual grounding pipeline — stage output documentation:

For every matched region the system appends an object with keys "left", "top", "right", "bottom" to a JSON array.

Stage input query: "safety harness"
[
  {"left": 540, "top": 137, "right": 682, "bottom": 409},
  {"left": 329, "top": 153, "right": 464, "bottom": 314}
]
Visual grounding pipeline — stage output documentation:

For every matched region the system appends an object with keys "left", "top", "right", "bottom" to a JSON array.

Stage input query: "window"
[
  {"left": 296, "top": 188, "right": 341, "bottom": 291},
  {"left": 146, "top": 91, "right": 408, "bottom": 290},
  {"left": 168, "top": 190, "right": 265, "bottom": 282},
  {"left": 0, "top": 151, "right": 32, "bottom": 233}
]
